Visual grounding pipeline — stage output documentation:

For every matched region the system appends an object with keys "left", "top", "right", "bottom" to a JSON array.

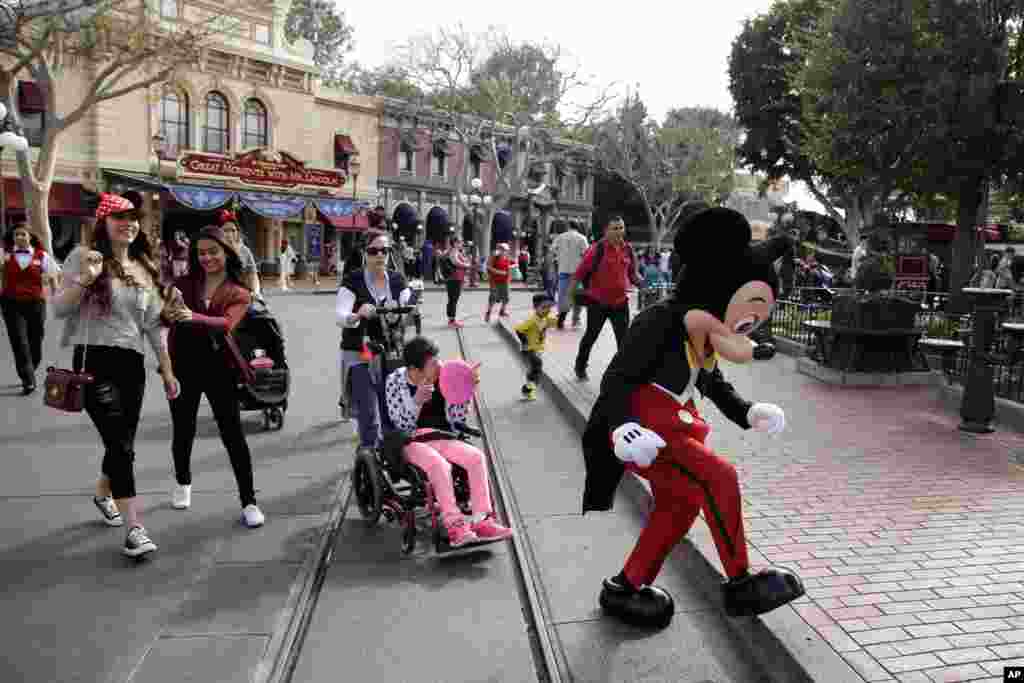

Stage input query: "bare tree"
[
  {"left": 0, "top": 0, "right": 232, "bottom": 250},
  {"left": 390, "top": 25, "right": 609, "bottom": 259}
]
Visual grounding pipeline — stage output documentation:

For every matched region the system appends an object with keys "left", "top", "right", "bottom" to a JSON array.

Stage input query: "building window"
[
  {"left": 159, "top": 88, "right": 189, "bottom": 157},
  {"left": 399, "top": 143, "right": 414, "bottom": 174},
  {"left": 160, "top": 0, "right": 178, "bottom": 19},
  {"left": 203, "top": 91, "right": 229, "bottom": 154},
  {"left": 17, "top": 81, "right": 45, "bottom": 147},
  {"left": 431, "top": 150, "right": 446, "bottom": 178},
  {"left": 242, "top": 98, "right": 268, "bottom": 149},
  {"left": 576, "top": 174, "right": 587, "bottom": 200}
]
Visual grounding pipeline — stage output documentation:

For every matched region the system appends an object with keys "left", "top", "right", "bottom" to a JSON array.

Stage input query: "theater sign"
[{"left": 177, "top": 149, "right": 346, "bottom": 193}]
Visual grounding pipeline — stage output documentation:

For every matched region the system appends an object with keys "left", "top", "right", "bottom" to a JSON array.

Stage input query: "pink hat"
[
  {"left": 95, "top": 193, "right": 136, "bottom": 220},
  {"left": 438, "top": 359, "right": 477, "bottom": 405}
]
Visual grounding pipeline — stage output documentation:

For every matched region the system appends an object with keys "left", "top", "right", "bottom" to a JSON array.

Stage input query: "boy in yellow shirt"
[{"left": 514, "top": 293, "right": 557, "bottom": 401}]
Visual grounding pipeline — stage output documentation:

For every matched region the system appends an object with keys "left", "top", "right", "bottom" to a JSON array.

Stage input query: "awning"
[
  {"left": 18, "top": 81, "right": 44, "bottom": 113},
  {"left": 925, "top": 223, "right": 1002, "bottom": 242},
  {"left": 166, "top": 183, "right": 235, "bottom": 211},
  {"left": 321, "top": 211, "right": 371, "bottom": 231},
  {"left": 3, "top": 179, "right": 90, "bottom": 216},
  {"left": 335, "top": 135, "right": 357, "bottom": 156},
  {"left": 104, "top": 170, "right": 168, "bottom": 192},
  {"left": 237, "top": 190, "right": 306, "bottom": 219}
]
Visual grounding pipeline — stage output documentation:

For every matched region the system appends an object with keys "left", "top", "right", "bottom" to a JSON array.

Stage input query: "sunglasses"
[{"left": 366, "top": 247, "right": 391, "bottom": 256}]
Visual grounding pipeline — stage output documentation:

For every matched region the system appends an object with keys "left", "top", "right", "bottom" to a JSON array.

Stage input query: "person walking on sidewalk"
[
  {"left": 570, "top": 216, "right": 641, "bottom": 381},
  {"left": 163, "top": 226, "right": 265, "bottom": 528},
  {"left": 484, "top": 242, "right": 512, "bottom": 323},
  {"left": 442, "top": 237, "right": 470, "bottom": 328},
  {"left": 553, "top": 219, "right": 589, "bottom": 329},
  {"left": 278, "top": 239, "right": 296, "bottom": 291},
  {"left": 219, "top": 210, "right": 260, "bottom": 296},
  {"left": 1, "top": 224, "right": 57, "bottom": 394},
  {"left": 514, "top": 293, "right": 556, "bottom": 401},
  {"left": 53, "top": 193, "right": 179, "bottom": 559},
  {"left": 335, "top": 231, "right": 412, "bottom": 448},
  {"left": 383, "top": 336, "right": 514, "bottom": 547}
]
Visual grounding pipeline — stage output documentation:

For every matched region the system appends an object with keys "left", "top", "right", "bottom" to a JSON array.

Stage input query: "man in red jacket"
[
  {"left": 1, "top": 224, "right": 56, "bottom": 394},
  {"left": 569, "top": 215, "right": 641, "bottom": 381}
]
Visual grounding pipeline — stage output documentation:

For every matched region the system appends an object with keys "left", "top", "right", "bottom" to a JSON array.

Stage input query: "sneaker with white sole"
[
  {"left": 93, "top": 496, "right": 123, "bottom": 527},
  {"left": 241, "top": 504, "right": 265, "bottom": 528},
  {"left": 122, "top": 526, "right": 157, "bottom": 558},
  {"left": 171, "top": 484, "right": 192, "bottom": 509}
]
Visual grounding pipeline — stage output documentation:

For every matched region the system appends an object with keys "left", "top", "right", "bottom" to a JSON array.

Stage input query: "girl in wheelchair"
[{"left": 383, "top": 336, "right": 514, "bottom": 547}]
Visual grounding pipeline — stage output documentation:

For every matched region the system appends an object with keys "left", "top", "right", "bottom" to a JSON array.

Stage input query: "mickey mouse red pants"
[{"left": 618, "top": 384, "right": 750, "bottom": 587}]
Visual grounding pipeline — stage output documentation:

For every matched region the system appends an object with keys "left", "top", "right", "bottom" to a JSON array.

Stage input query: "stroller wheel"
[
  {"left": 352, "top": 450, "right": 383, "bottom": 525},
  {"left": 268, "top": 407, "right": 284, "bottom": 431}
]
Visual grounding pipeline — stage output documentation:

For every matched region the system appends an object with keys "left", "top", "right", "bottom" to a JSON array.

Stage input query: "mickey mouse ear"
[{"left": 674, "top": 207, "right": 751, "bottom": 265}]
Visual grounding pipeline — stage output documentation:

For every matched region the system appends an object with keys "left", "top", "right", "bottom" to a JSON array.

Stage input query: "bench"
[{"left": 918, "top": 338, "right": 966, "bottom": 382}]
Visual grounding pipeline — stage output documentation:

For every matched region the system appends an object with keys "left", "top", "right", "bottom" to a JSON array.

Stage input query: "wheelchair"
[{"left": 350, "top": 423, "right": 484, "bottom": 555}]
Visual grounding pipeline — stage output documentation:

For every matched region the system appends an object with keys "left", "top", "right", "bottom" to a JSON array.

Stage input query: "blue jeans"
[
  {"left": 557, "top": 273, "right": 581, "bottom": 325},
  {"left": 349, "top": 362, "right": 382, "bottom": 448}
]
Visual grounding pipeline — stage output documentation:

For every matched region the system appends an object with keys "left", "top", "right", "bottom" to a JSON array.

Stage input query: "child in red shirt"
[{"left": 484, "top": 243, "right": 512, "bottom": 323}]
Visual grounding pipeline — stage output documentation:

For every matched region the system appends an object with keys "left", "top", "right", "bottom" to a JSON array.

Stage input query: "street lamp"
[
  {"left": 0, "top": 101, "right": 30, "bottom": 235},
  {"left": 348, "top": 156, "right": 361, "bottom": 229},
  {"left": 462, "top": 176, "right": 491, "bottom": 245}
]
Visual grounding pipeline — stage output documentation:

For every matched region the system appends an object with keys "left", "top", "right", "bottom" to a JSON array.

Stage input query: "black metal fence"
[{"left": 637, "top": 285, "right": 1024, "bottom": 404}]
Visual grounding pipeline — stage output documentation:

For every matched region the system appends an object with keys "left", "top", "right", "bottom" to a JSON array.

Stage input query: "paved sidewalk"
[
  {"left": 499, "top": 311, "right": 1024, "bottom": 683},
  {"left": 0, "top": 295, "right": 357, "bottom": 683}
]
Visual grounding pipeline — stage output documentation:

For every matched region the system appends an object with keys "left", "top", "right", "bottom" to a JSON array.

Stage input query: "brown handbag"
[{"left": 44, "top": 313, "right": 94, "bottom": 412}]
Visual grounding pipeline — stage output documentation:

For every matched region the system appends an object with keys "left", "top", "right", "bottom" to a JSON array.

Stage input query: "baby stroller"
[{"left": 234, "top": 296, "right": 290, "bottom": 430}]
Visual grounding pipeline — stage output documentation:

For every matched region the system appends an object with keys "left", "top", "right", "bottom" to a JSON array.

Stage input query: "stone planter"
[{"left": 822, "top": 293, "right": 925, "bottom": 373}]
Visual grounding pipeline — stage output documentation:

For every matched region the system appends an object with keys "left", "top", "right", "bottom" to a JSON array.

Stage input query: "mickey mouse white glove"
[
  {"left": 747, "top": 403, "right": 786, "bottom": 435},
  {"left": 611, "top": 422, "right": 666, "bottom": 467}
]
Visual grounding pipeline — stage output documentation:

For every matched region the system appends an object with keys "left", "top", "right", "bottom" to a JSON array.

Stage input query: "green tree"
[
  {"left": 284, "top": 0, "right": 355, "bottom": 87},
  {"left": 591, "top": 95, "right": 733, "bottom": 247}
]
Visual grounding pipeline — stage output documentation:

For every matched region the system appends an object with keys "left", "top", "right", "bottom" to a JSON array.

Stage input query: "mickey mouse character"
[{"left": 581, "top": 207, "right": 804, "bottom": 628}]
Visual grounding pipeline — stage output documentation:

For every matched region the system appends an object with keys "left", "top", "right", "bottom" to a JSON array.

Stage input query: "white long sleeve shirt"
[{"left": 335, "top": 271, "right": 412, "bottom": 329}]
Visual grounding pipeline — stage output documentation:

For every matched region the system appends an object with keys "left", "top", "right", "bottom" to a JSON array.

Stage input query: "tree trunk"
[{"left": 949, "top": 175, "right": 987, "bottom": 314}]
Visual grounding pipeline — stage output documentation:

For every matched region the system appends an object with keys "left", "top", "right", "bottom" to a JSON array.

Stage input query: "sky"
[{"left": 341, "top": 0, "right": 828, "bottom": 214}]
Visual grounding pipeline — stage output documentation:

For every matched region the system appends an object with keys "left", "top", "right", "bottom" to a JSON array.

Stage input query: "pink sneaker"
[
  {"left": 448, "top": 320, "right": 464, "bottom": 328},
  {"left": 499, "top": 310, "right": 510, "bottom": 318},
  {"left": 445, "top": 518, "right": 478, "bottom": 547},
  {"left": 472, "top": 514, "right": 514, "bottom": 541}
]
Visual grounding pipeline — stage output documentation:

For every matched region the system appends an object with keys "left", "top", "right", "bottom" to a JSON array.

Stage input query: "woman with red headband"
[{"left": 218, "top": 209, "right": 260, "bottom": 295}]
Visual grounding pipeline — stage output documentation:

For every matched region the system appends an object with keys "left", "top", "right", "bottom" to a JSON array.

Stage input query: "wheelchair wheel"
[
  {"left": 352, "top": 451, "right": 383, "bottom": 525},
  {"left": 401, "top": 511, "right": 416, "bottom": 555},
  {"left": 267, "top": 407, "right": 284, "bottom": 431}
]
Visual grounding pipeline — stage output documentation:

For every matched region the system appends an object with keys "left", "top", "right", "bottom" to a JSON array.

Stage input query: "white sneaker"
[
  {"left": 241, "top": 504, "right": 265, "bottom": 528},
  {"left": 172, "top": 484, "right": 192, "bottom": 510}
]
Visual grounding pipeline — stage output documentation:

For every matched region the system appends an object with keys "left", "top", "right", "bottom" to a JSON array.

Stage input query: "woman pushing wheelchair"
[{"left": 383, "top": 336, "right": 513, "bottom": 548}]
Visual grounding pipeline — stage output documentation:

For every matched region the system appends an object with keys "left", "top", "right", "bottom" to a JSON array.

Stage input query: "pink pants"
[{"left": 403, "top": 428, "right": 493, "bottom": 524}]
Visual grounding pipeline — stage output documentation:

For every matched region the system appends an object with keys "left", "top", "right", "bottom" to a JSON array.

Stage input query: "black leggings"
[
  {"left": 78, "top": 345, "right": 146, "bottom": 500},
  {"left": 446, "top": 279, "right": 463, "bottom": 321},
  {"left": 170, "top": 367, "right": 255, "bottom": 507}
]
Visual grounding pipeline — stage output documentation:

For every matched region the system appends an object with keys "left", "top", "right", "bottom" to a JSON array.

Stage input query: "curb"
[{"left": 494, "top": 320, "right": 864, "bottom": 683}]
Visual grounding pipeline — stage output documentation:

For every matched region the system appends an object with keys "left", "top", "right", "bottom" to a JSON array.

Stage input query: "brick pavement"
[{"left": 517, "top": 316, "right": 1024, "bottom": 683}]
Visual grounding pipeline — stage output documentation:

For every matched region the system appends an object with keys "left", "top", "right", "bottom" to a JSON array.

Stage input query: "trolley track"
[
  {"left": 257, "top": 328, "right": 564, "bottom": 683},
  {"left": 454, "top": 327, "right": 567, "bottom": 683}
]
